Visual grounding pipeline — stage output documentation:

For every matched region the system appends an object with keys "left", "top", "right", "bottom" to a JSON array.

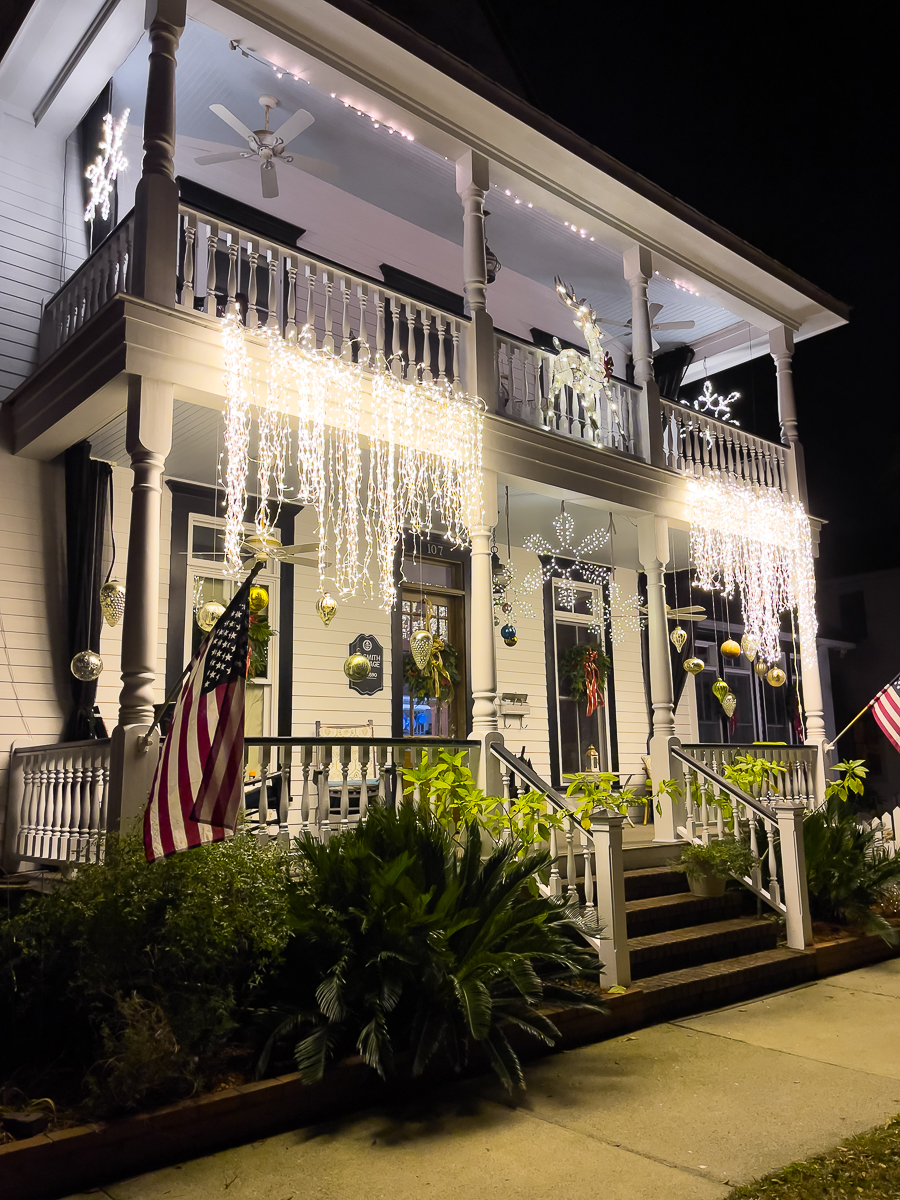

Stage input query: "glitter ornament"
[
  {"left": 343, "top": 653, "right": 371, "bottom": 682},
  {"left": 712, "top": 677, "right": 729, "bottom": 702},
  {"left": 99, "top": 580, "right": 126, "bottom": 627},
  {"left": 248, "top": 585, "right": 269, "bottom": 613},
  {"left": 766, "top": 666, "right": 787, "bottom": 687},
  {"left": 721, "top": 692, "right": 737, "bottom": 718},
  {"left": 410, "top": 628, "right": 434, "bottom": 669},
  {"left": 316, "top": 593, "right": 338, "bottom": 627},
  {"left": 754, "top": 660, "right": 770, "bottom": 679},
  {"left": 721, "top": 639, "right": 741, "bottom": 658},
  {"left": 70, "top": 650, "right": 103, "bottom": 681},
  {"left": 741, "top": 633, "right": 758, "bottom": 662},
  {"left": 197, "top": 601, "right": 225, "bottom": 632},
  {"left": 670, "top": 626, "right": 688, "bottom": 652},
  {"left": 683, "top": 657, "right": 705, "bottom": 675}
]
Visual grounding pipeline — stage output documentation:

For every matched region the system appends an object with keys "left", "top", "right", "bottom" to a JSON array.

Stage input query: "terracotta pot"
[{"left": 687, "top": 866, "right": 727, "bottom": 897}]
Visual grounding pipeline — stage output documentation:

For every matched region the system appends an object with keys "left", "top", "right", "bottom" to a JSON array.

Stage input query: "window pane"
[
  {"left": 192, "top": 524, "right": 225, "bottom": 559},
  {"left": 403, "top": 557, "right": 458, "bottom": 589},
  {"left": 554, "top": 585, "right": 597, "bottom": 615}
]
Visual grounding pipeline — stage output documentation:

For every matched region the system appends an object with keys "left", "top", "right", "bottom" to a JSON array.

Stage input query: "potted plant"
[{"left": 673, "top": 839, "right": 758, "bottom": 898}]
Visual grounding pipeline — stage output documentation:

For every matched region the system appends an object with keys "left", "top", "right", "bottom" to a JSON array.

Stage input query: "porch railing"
[
  {"left": 680, "top": 743, "right": 819, "bottom": 810},
  {"left": 178, "top": 205, "right": 465, "bottom": 384},
  {"left": 38, "top": 212, "right": 135, "bottom": 362},
  {"left": 6, "top": 739, "right": 111, "bottom": 866},
  {"left": 672, "top": 746, "right": 812, "bottom": 949},
  {"left": 494, "top": 331, "right": 644, "bottom": 459},
  {"left": 660, "top": 398, "right": 790, "bottom": 493}
]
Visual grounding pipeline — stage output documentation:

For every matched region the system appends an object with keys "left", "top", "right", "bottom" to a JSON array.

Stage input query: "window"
[
  {"left": 693, "top": 622, "right": 799, "bottom": 744},
  {"left": 552, "top": 579, "right": 612, "bottom": 776},
  {"left": 400, "top": 556, "right": 466, "bottom": 738}
]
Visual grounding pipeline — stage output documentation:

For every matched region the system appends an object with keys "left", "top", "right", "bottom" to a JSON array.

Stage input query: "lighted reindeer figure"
[{"left": 549, "top": 278, "right": 617, "bottom": 438}]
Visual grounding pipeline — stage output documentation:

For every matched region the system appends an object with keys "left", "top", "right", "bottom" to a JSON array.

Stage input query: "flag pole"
[
  {"left": 139, "top": 559, "right": 266, "bottom": 749},
  {"left": 826, "top": 701, "right": 873, "bottom": 750}
]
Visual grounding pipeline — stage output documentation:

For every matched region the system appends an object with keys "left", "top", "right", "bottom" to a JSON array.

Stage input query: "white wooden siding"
[{"left": 609, "top": 568, "right": 651, "bottom": 780}]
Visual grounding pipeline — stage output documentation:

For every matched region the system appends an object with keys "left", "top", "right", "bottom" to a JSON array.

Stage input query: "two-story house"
[{"left": 0, "top": 0, "right": 848, "bottom": 987}]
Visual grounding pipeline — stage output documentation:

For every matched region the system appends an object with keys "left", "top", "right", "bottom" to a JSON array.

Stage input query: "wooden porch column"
[
  {"left": 130, "top": 0, "right": 186, "bottom": 307},
  {"left": 470, "top": 469, "right": 502, "bottom": 795},
  {"left": 107, "top": 377, "right": 174, "bottom": 831},
  {"left": 455, "top": 150, "right": 497, "bottom": 410},
  {"left": 624, "top": 245, "right": 665, "bottom": 467},
  {"left": 638, "top": 514, "right": 683, "bottom": 840}
]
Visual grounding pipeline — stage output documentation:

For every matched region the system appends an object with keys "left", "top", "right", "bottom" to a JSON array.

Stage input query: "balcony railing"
[
  {"left": 6, "top": 740, "right": 111, "bottom": 866},
  {"left": 494, "top": 331, "right": 644, "bottom": 459},
  {"left": 680, "top": 743, "right": 819, "bottom": 811},
  {"left": 660, "top": 398, "right": 790, "bottom": 494}
]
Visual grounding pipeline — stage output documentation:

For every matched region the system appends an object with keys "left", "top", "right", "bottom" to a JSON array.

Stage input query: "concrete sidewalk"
[{"left": 66, "top": 960, "right": 900, "bottom": 1200}]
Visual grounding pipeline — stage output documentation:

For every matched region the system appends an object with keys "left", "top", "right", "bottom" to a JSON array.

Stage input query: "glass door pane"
[{"left": 555, "top": 621, "right": 607, "bottom": 775}]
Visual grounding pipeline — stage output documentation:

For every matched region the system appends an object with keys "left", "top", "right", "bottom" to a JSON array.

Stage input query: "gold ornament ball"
[
  {"left": 766, "top": 666, "right": 787, "bottom": 688},
  {"left": 712, "top": 677, "right": 729, "bottom": 702},
  {"left": 754, "top": 660, "right": 770, "bottom": 679},
  {"left": 248, "top": 585, "right": 269, "bottom": 613},
  {"left": 196, "top": 601, "right": 225, "bottom": 632},
  {"left": 316, "top": 592, "right": 338, "bottom": 627},
  {"left": 721, "top": 692, "right": 737, "bottom": 718},
  {"left": 343, "top": 653, "right": 371, "bottom": 682},
  {"left": 410, "top": 628, "right": 434, "bottom": 669},
  {"left": 99, "top": 580, "right": 126, "bottom": 627},
  {"left": 670, "top": 626, "right": 688, "bottom": 653},
  {"left": 503, "top": 635, "right": 518, "bottom": 647},
  {"left": 721, "top": 638, "right": 742, "bottom": 659},
  {"left": 70, "top": 649, "right": 103, "bottom": 681},
  {"left": 740, "top": 633, "right": 758, "bottom": 662},
  {"left": 683, "top": 657, "right": 705, "bottom": 675}
]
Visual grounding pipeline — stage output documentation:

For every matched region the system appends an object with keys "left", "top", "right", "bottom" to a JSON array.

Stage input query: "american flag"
[
  {"left": 143, "top": 565, "right": 261, "bottom": 862},
  {"left": 872, "top": 671, "right": 900, "bottom": 753}
]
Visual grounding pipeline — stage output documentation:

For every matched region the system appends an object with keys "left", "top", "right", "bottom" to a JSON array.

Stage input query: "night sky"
[{"left": 365, "top": 1, "right": 890, "bottom": 588}]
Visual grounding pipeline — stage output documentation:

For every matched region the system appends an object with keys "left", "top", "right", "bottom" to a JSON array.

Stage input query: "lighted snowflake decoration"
[
  {"left": 521, "top": 503, "right": 609, "bottom": 621},
  {"left": 681, "top": 378, "right": 740, "bottom": 426},
  {"left": 84, "top": 109, "right": 130, "bottom": 224}
]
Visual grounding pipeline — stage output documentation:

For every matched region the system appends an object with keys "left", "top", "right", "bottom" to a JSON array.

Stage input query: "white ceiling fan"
[
  {"left": 194, "top": 95, "right": 338, "bottom": 199},
  {"left": 594, "top": 303, "right": 695, "bottom": 351},
  {"left": 242, "top": 533, "right": 323, "bottom": 567}
]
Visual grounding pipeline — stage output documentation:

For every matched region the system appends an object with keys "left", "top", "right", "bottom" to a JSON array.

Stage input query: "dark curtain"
[
  {"left": 64, "top": 443, "right": 111, "bottom": 741},
  {"left": 639, "top": 569, "right": 697, "bottom": 746},
  {"left": 78, "top": 83, "right": 115, "bottom": 254},
  {"left": 654, "top": 346, "right": 695, "bottom": 401}
]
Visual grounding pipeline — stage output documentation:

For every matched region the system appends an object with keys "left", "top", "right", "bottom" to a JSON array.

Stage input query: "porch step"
[
  {"left": 622, "top": 840, "right": 678, "bottom": 871},
  {"left": 628, "top": 916, "right": 779, "bottom": 980},
  {"left": 625, "top": 888, "right": 754, "bottom": 938},
  {"left": 638, "top": 947, "right": 814, "bottom": 1020},
  {"left": 623, "top": 866, "right": 685, "bottom": 902}
]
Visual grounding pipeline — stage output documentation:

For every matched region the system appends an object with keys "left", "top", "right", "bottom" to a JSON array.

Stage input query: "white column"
[
  {"left": 769, "top": 326, "right": 807, "bottom": 506},
  {"left": 455, "top": 150, "right": 497, "bottom": 410},
  {"left": 107, "top": 376, "right": 174, "bottom": 832},
  {"left": 591, "top": 812, "right": 631, "bottom": 987},
  {"left": 623, "top": 245, "right": 665, "bottom": 467},
  {"left": 130, "top": 0, "right": 186, "bottom": 307},
  {"left": 470, "top": 469, "right": 502, "bottom": 794},
  {"left": 638, "top": 514, "right": 683, "bottom": 840}
]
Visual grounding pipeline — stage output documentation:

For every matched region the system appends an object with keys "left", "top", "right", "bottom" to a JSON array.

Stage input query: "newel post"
[
  {"left": 624, "top": 245, "right": 665, "bottom": 467},
  {"left": 774, "top": 802, "right": 813, "bottom": 950},
  {"left": 591, "top": 812, "right": 631, "bottom": 987},
  {"left": 455, "top": 150, "right": 497, "bottom": 410},
  {"left": 130, "top": 0, "right": 186, "bottom": 307}
]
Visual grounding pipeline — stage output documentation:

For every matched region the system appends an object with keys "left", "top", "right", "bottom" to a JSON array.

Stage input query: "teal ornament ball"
[{"left": 500, "top": 623, "right": 516, "bottom": 640}]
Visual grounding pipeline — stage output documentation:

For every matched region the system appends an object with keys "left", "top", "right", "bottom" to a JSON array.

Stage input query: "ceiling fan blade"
[
  {"left": 276, "top": 543, "right": 319, "bottom": 555},
  {"left": 653, "top": 320, "right": 695, "bottom": 331},
  {"left": 279, "top": 557, "right": 320, "bottom": 568},
  {"left": 275, "top": 107, "right": 315, "bottom": 148},
  {"left": 194, "top": 150, "right": 250, "bottom": 165},
  {"left": 209, "top": 103, "right": 254, "bottom": 142},
  {"left": 651, "top": 337, "right": 661, "bottom": 352},
  {"left": 282, "top": 154, "right": 339, "bottom": 183},
  {"left": 261, "top": 162, "right": 279, "bottom": 199},
  {"left": 594, "top": 315, "right": 631, "bottom": 328},
  {"left": 648, "top": 302, "right": 665, "bottom": 322}
]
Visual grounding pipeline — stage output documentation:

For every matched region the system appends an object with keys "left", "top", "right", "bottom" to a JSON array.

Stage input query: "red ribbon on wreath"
[{"left": 584, "top": 648, "right": 604, "bottom": 717}]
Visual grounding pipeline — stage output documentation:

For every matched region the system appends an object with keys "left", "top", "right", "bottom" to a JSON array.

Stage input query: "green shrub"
[
  {"left": 258, "top": 802, "right": 601, "bottom": 1091},
  {"left": 673, "top": 838, "right": 758, "bottom": 882}
]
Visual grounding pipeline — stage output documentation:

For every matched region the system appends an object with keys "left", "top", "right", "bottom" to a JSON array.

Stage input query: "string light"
[
  {"left": 221, "top": 317, "right": 483, "bottom": 608},
  {"left": 689, "top": 474, "right": 817, "bottom": 665},
  {"left": 682, "top": 378, "right": 740, "bottom": 425},
  {"left": 84, "top": 109, "right": 129, "bottom": 223}
]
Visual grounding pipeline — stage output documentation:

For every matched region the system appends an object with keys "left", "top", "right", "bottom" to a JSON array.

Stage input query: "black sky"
[{"left": 364, "top": 0, "right": 892, "bottom": 582}]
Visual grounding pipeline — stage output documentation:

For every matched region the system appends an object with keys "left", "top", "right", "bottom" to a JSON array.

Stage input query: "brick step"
[
  {"left": 628, "top": 916, "right": 779, "bottom": 980},
  {"left": 639, "top": 947, "right": 814, "bottom": 1020},
  {"left": 625, "top": 887, "right": 755, "bottom": 938},
  {"left": 623, "top": 866, "right": 686, "bottom": 902}
]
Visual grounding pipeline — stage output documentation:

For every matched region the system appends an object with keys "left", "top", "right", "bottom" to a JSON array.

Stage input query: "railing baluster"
[
  {"left": 305, "top": 263, "right": 316, "bottom": 343},
  {"left": 405, "top": 301, "right": 416, "bottom": 381},
  {"left": 266, "top": 251, "right": 279, "bottom": 329},
  {"left": 341, "top": 277, "right": 352, "bottom": 359},
  {"left": 284, "top": 258, "right": 297, "bottom": 341},
  {"left": 357, "top": 284, "right": 369, "bottom": 365},
  {"left": 225, "top": 231, "right": 239, "bottom": 315},
  {"left": 245, "top": 239, "right": 258, "bottom": 327},
  {"left": 322, "top": 272, "right": 334, "bottom": 353}
]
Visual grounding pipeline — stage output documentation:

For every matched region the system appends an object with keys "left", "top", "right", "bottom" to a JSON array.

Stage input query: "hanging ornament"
[
  {"left": 741, "top": 633, "right": 758, "bottom": 662},
  {"left": 196, "top": 601, "right": 225, "bottom": 632},
  {"left": 683, "top": 656, "right": 705, "bottom": 675},
  {"left": 410, "top": 628, "right": 434, "bottom": 670},
  {"left": 248, "top": 585, "right": 269, "bottom": 613},
  {"left": 721, "top": 692, "right": 737, "bottom": 718},
  {"left": 754, "top": 659, "right": 770, "bottom": 679},
  {"left": 503, "top": 634, "right": 518, "bottom": 647},
  {"left": 721, "top": 639, "right": 741, "bottom": 659},
  {"left": 316, "top": 592, "right": 338, "bottom": 627},
  {"left": 712, "top": 677, "right": 729, "bottom": 702},
  {"left": 99, "top": 580, "right": 126, "bottom": 628},
  {"left": 670, "top": 626, "right": 688, "bottom": 653},
  {"left": 766, "top": 666, "right": 787, "bottom": 687},
  {"left": 70, "top": 650, "right": 103, "bottom": 681},
  {"left": 343, "top": 653, "right": 372, "bottom": 682},
  {"left": 501, "top": 602, "right": 512, "bottom": 614},
  {"left": 500, "top": 623, "right": 517, "bottom": 641}
]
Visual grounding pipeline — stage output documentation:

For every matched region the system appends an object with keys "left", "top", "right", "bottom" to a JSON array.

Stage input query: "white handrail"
[{"left": 660, "top": 398, "right": 789, "bottom": 493}]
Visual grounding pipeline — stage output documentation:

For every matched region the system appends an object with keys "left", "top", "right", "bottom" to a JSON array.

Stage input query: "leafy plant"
[
  {"left": 802, "top": 760, "right": 900, "bottom": 942},
  {"left": 257, "top": 803, "right": 601, "bottom": 1091},
  {"left": 559, "top": 642, "right": 611, "bottom": 702},
  {"left": 564, "top": 771, "right": 633, "bottom": 817},
  {"left": 674, "top": 838, "right": 758, "bottom": 882},
  {"left": 723, "top": 752, "right": 787, "bottom": 796},
  {"left": 247, "top": 615, "right": 274, "bottom": 679}
]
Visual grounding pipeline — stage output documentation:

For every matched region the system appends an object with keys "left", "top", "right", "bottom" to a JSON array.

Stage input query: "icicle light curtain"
[
  {"left": 222, "top": 317, "right": 484, "bottom": 609},
  {"left": 689, "top": 473, "right": 817, "bottom": 664}
]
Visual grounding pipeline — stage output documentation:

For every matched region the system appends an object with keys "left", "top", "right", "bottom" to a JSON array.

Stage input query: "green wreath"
[
  {"left": 403, "top": 638, "right": 461, "bottom": 702},
  {"left": 559, "top": 642, "right": 611, "bottom": 702}
]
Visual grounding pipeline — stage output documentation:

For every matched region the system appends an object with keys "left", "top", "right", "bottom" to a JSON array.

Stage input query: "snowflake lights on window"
[
  {"left": 84, "top": 109, "right": 130, "bottom": 224},
  {"left": 681, "top": 378, "right": 740, "bottom": 425},
  {"left": 522, "top": 503, "right": 609, "bottom": 615}
]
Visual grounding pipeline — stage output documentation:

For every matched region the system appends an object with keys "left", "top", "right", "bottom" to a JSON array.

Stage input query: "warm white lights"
[
  {"left": 221, "top": 317, "right": 483, "bottom": 608},
  {"left": 84, "top": 109, "right": 129, "bottom": 223},
  {"left": 682, "top": 378, "right": 740, "bottom": 425},
  {"left": 689, "top": 474, "right": 817, "bottom": 664}
]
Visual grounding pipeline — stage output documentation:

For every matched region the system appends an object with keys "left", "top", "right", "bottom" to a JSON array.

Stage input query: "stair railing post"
[
  {"left": 591, "top": 811, "right": 631, "bottom": 988},
  {"left": 774, "top": 801, "right": 813, "bottom": 949}
]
